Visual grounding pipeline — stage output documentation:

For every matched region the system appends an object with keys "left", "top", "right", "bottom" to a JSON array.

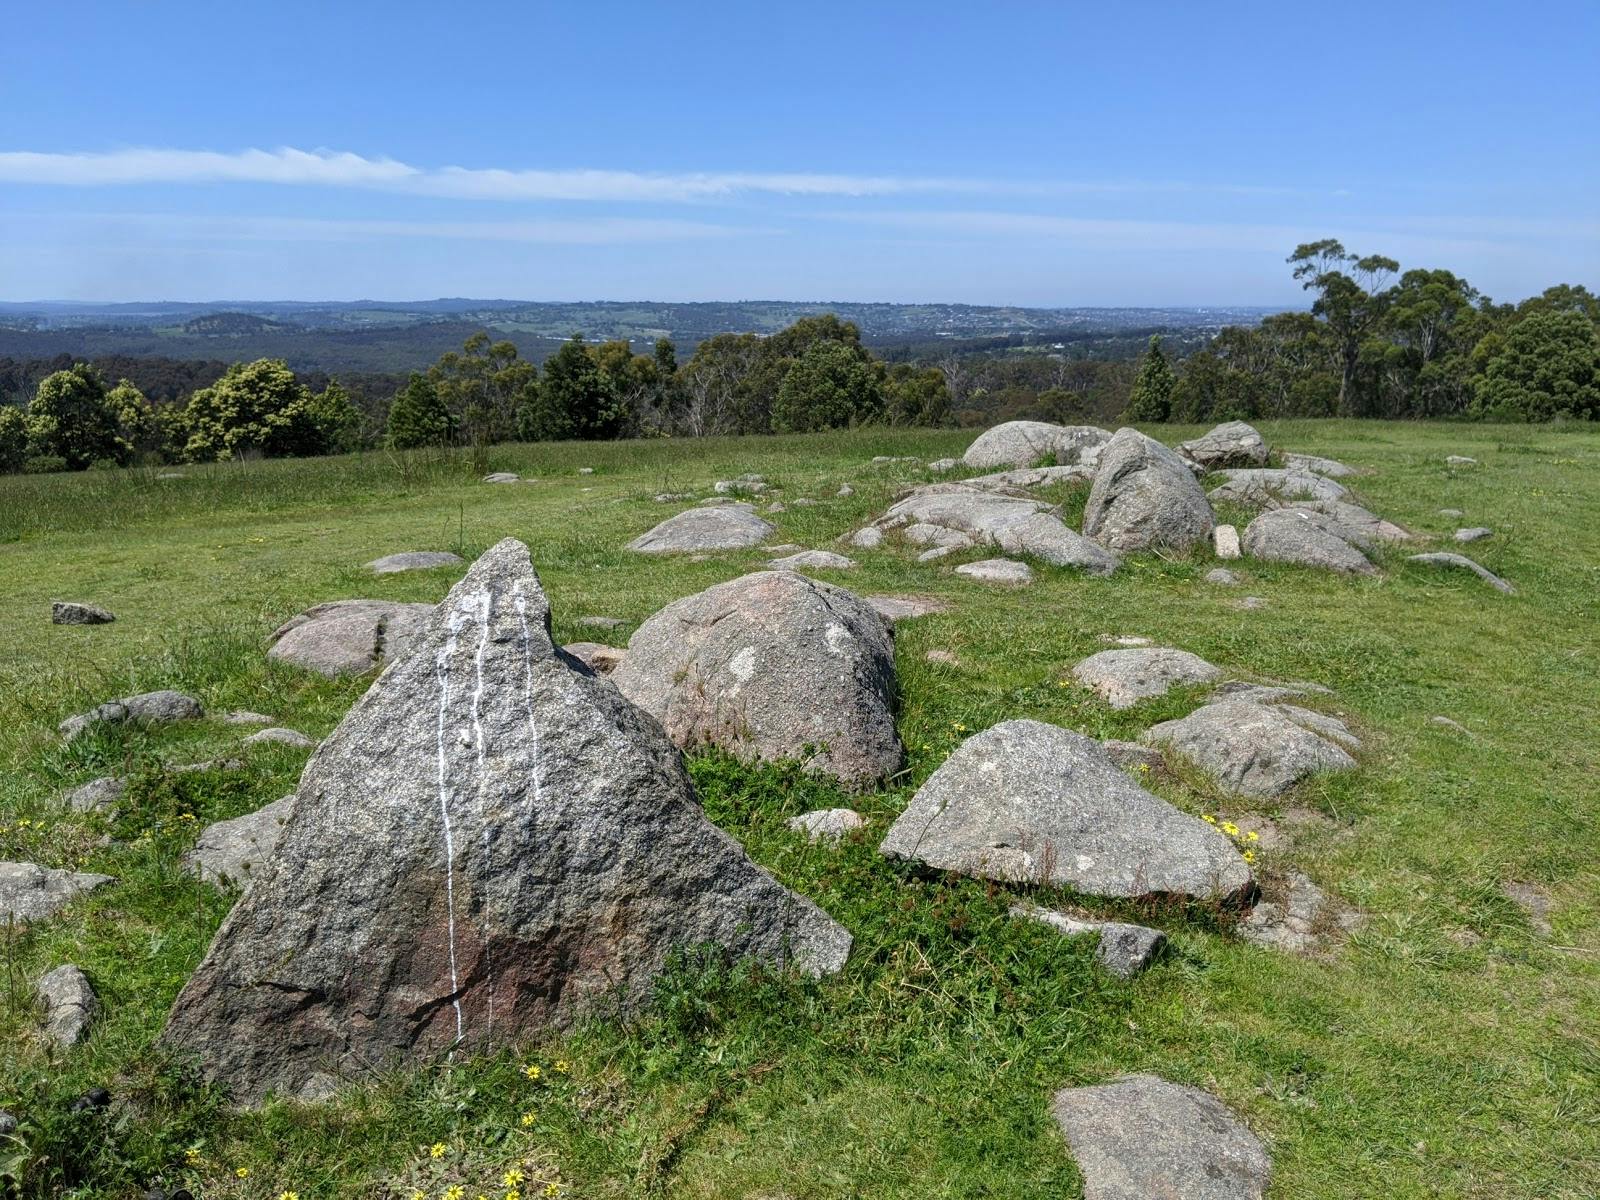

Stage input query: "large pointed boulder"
[
  {"left": 162, "top": 540, "right": 850, "bottom": 1105},
  {"left": 962, "top": 421, "right": 1112, "bottom": 470},
  {"left": 879, "top": 720, "right": 1251, "bottom": 902},
  {"left": 1083, "top": 428, "right": 1214, "bottom": 552},
  {"left": 611, "top": 571, "right": 902, "bottom": 789}
]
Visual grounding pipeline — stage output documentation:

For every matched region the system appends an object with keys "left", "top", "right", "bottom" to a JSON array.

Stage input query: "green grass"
[{"left": 2, "top": 421, "right": 1598, "bottom": 1198}]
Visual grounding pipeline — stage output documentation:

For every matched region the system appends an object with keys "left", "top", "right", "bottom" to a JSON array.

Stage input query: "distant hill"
[{"left": 180, "top": 312, "right": 293, "bottom": 337}]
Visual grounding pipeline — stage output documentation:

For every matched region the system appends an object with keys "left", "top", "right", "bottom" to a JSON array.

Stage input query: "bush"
[{"left": 23, "top": 454, "right": 68, "bottom": 474}]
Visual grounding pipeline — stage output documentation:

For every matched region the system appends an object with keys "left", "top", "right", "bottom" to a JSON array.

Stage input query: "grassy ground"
[{"left": 1, "top": 421, "right": 1597, "bottom": 1199}]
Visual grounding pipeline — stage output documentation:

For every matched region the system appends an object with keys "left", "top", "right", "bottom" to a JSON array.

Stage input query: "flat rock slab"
[
  {"left": 1072, "top": 648, "right": 1223, "bottom": 710},
  {"left": 59, "top": 689, "right": 205, "bottom": 741},
  {"left": 962, "top": 422, "right": 1113, "bottom": 469},
  {"left": 867, "top": 595, "right": 950, "bottom": 622},
  {"left": 223, "top": 710, "right": 275, "bottom": 725},
  {"left": 562, "top": 641, "right": 626, "bottom": 675},
  {"left": 163, "top": 540, "right": 851, "bottom": 1106},
  {"left": 52, "top": 601, "right": 115, "bottom": 625},
  {"left": 268, "top": 600, "right": 434, "bottom": 678},
  {"left": 61, "top": 776, "right": 127, "bottom": 813},
  {"left": 1011, "top": 905, "right": 1166, "bottom": 978},
  {"left": 1084, "top": 428, "right": 1215, "bottom": 552},
  {"left": 242, "top": 727, "right": 316, "bottom": 749},
  {"left": 768, "top": 549, "right": 857, "bottom": 571},
  {"left": 1205, "top": 567, "right": 1241, "bottom": 585},
  {"left": 1209, "top": 468, "right": 1351, "bottom": 506},
  {"left": 787, "top": 808, "right": 867, "bottom": 843},
  {"left": 954, "top": 558, "right": 1034, "bottom": 586},
  {"left": 627, "top": 505, "right": 775, "bottom": 554},
  {"left": 1242, "top": 507, "right": 1377, "bottom": 575},
  {"left": 185, "top": 795, "right": 295, "bottom": 888},
  {"left": 880, "top": 720, "right": 1251, "bottom": 902},
  {"left": 1052, "top": 1074, "right": 1271, "bottom": 1200},
  {"left": 1178, "top": 421, "right": 1270, "bottom": 470},
  {"left": 37, "top": 964, "right": 97, "bottom": 1046},
  {"left": 963, "top": 464, "right": 1096, "bottom": 491},
  {"left": 0, "top": 862, "right": 114, "bottom": 922},
  {"left": 1454, "top": 527, "right": 1492, "bottom": 543},
  {"left": 1446, "top": 455, "right": 1478, "bottom": 467},
  {"left": 871, "top": 483, "right": 1118, "bottom": 574},
  {"left": 482, "top": 472, "right": 520, "bottom": 483},
  {"left": 367, "top": 551, "right": 466, "bottom": 574},
  {"left": 613, "top": 571, "right": 901, "bottom": 790},
  {"left": 1406, "top": 552, "right": 1515, "bottom": 594},
  {"left": 1283, "top": 499, "right": 1411, "bottom": 542},
  {"left": 1213, "top": 524, "right": 1241, "bottom": 559},
  {"left": 1240, "top": 870, "right": 1363, "bottom": 953},
  {"left": 1144, "top": 699, "right": 1356, "bottom": 798},
  {"left": 1282, "top": 452, "right": 1360, "bottom": 478}
]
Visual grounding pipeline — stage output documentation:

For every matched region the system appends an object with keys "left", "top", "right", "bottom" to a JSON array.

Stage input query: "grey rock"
[
  {"left": 223, "top": 710, "right": 275, "bottom": 725},
  {"left": 367, "top": 551, "right": 466, "bottom": 575},
  {"left": 836, "top": 483, "right": 854, "bottom": 497},
  {"left": 916, "top": 545, "right": 957, "bottom": 562},
  {"left": 0, "top": 1110, "right": 15, "bottom": 1135},
  {"left": 162, "top": 540, "right": 850, "bottom": 1105},
  {"left": 765, "top": 501, "right": 788, "bottom": 513},
  {"left": 1282, "top": 451, "right": 1360, "bottom": 478},
  {"left": 1454, "top": 526, "right": 1493, "bottom": 543},
  {"left": 1213, "top": 523, "right": 1241, "bottom": 559},
  {"left": 1071, "top": 648, "right": 1222, "bottom": 710},
  {"left": 1209, "top": 468, "right": 1351, "bottom": 506},
  {"left": 52, "top": 601, "right": 115, "bottom": 625},
  {"left": 1446, "top": 455, "right": 1478, "bottom": 467},
  {"left": 791, "top": 497, "right": 820, "bottom": 507},
  {"left": 1083, "top": 428, "right": 1214, "bottom": 552},
  {"left": 1100, "top": 634, "right": 1153, "bottom": 647},
  {"left": 714, "top": 477, "right": 768, "bottom": 494},
  {"left": 1010, "top": 905, "right": 1166, "bottom": 978},
  {"left": 577, "top": 466, "right": 594, "bottom": 475},
  {"left": 1406, "top": 552, "right": 1515, "bottom": 594},
  {"left": 59, "top": 689, "right": 205, "bottom": 741},
  {"left": 1101, "top": 739, "right": 1165, "bottom": 774},
  {"left": 1205, "top": 567, "right": 1241, "bottom": 586},
  {"left": 0, "top": 862, "right": 114, "bottom": 922},
  {"left": 1438, "top": 508, "right": 1464, "bottom": 518},
  {"left": 482, "top": 472, "right": 520, "bottom": 483},
  {"left": 964, "top": 464, "right": 1096, "bottom": 490},
  {"left": 613, "top": 571, "right": 901, "bottom": 790},
  {"left": 1241, "top": 508, "right": 1377, "bottom": 575},
  {"left": 242, "top": 727, "right": 316, "bottom": 749},
  {"left": 1052, "top": 1074, "right": 1271, "bottom": 1200},
  {"left": 157, "top": 471, "right": 185, "bottom": 480},
  {"left": 1240, "top": 870, "right": 1362, "bottom": 953},
  {"left": 37, "top": 964, "right": 97, "bottom": 1047},
  {"left": 872, "top": 483, "right": 1118, "bottom": 574},
  {"left": 925, "top": 649, "right": 961, "bottom": 666},
  {"left": 1283, "top": 499, "right": 1411, "bottom": 542},
  {"left": 954, "top": 557, "right": 1034, "bottom": 586},
  {"left": 962, "top": 421, "right": 1112, "bottom": 469},
  {"left": 1236, "top": 596, "right": 1268, "bottom": 610},
  {"left": 768, "top": 549, "right": 857, "bottom": 571},
  {"left": 627, "top": 505, "right": 775, "bottom": 554},
  {"left": 866, "top": 595, "right": 949, "bottom": 622},
  {"left": 1211, "top": 680, "right": 1332, "bottom": 704},
  {"left": 61, "top": 776, "right": 126, "bottom": 813},
  {"left": 561, "top": 641, "right": 626, "bottom": 675},
  {"left": 268, "top": 600, "right": 434, "bottom": 678},
  {"left": 185, "top": 795, "right": 295, "bottom": 887},
  {"left": 1178, "top": 421, "right": 1270, "bottom": 470},
  {"left": 1428, "top": 714, "right": 1470, "bottom": 734},
  {"left": 1143, "top": 700, "right": 1357, "bottom": 798},
  {"left": 880, "top": 720, "right": 1251, "bottom": 902},
  {"left": 845, "top": 526, "right": 884, "bottom": 549},
  {"left": 871, "top": 455, "right": 919, "bottom": 464},
  {"left": 653, "top": 491, "right": 694, "bottom": 502},
  {"left": 787, "top": 808, "right": 867, "bottom": 843},
  {"left": 928, "top": 457, "right": 959, "bottom": 472}
]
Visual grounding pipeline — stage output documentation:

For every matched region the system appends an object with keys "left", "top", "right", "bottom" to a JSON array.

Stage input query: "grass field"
[{"left": 1, "top": 420, "right": 1597, "bottom": 1199}]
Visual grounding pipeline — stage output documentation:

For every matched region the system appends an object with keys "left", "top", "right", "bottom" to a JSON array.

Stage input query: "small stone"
[
  {"left": 928, "top": 457, "right": 959, "bottom": 472},
  {"left": 1406, "top": 552, "right": 1515, "bottom": 594},
  {"left": 653, "top": 492, "right": 694, "bottom": 502},
  {"left": 578, "top": 466, "right": 595, "bottom": 475},
  {"left": 768, "top": 549, "right": 857, "bottom": 571},
  {"left": 0, "top": 1109, "right": 16, "bottom": 1135},
  {"left": 1052, "top": 1074, "right": 1272, "bottom": 1199},
  {"left": 59, "top": 689, "right": 205, "bottom": 741},
  {"left": 1445, "top": 455, "right": 1478, "bottom": 467},
  {"left": 954, "top": 558, "right": 1034, "bottom": 586},
  {"left": 787, "top": 808, "right": 866, "bottom": 843},
  {"left": 917, "top": 545, "right": 956, "bottom": 562},
  {"left": 1100, "top": 634, "right": 1153, "bottom": 647},
  {"left": 1213, "top": 524, "right": 1242, "bottom": 559},
  {"left": 366, "top": 551, "right": 465, "bottom": 574},
  {"left": 1240, "top": 870, "right": 1363, "bottom": 953},
  {"left": 52, "top": 601, "right": 115, "bottom": 625},
  {"left": 1072, "top": 648, "right": 1223, "bottom": 710},
  {"left": 1502, "top": 882, "right": 1553, "bottom": 936},
  {"left": 1438, "top": 508, "right": 1464, "bottom": 518},
  {"left": 577, "top": 616, "right": 625, "bottom": 629},
  {"left": 223, "top": 710, "right": 275, "bottom": 726},
  {"left": 482, "top": 472, "right": 520, "bottom": 483},
  {"left": 766, "top": 501, "right": 787, "bottom": 513},
  {"left": 0, "top": 862, "right": 115, "bottom": 923},
  {"left": 1011, "top": 905, "right": 1167, "bottom": 978},
  {"left": 1454, "top": 527, "right": 1492, "bottom": 543},
  {"left": 61, "top": 776, "right": 126, "bottom": 813},
  {"left": 37, "top": 964, "right": 98, "bottom": 1046},
  {"left": 836, "top": 484, "right": 854, "bottom": 497},
  {"left": 865, "top": 595, "right": 949, "bottom": 622},
  {"left": 562, "top": 642, "right": 626, "bottom": 675},
  {"left": 925, "top": 650, "right": 960, "bottom": 666},
  {"left": 1236, "top": 596, "right": 1268, "bottom": 610},
  {"left": 845, "top": 526, "right": 883, "bottom": 549},
  {"left": 791, "top": 497, "right": 820, "bottom": 507},
  {"left": 871, "top": 455, "right": 919, "bottom": 464},
  {"left": 713, "top": 477, "right": 768, "bottom": 494},
  {"left": 1428, "top": 715, "right": 1470, "bottom": 734},
  {"left": 1205, "top": 567, "right": 1241, "bottom": 586},
  {"left": 242, "top": 727, "right": 316, "bottom": 749}
]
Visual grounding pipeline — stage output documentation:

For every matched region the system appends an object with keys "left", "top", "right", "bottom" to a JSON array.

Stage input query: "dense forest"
[{"left": 2, "top": 242, "right": 1595, "bottom": 475}]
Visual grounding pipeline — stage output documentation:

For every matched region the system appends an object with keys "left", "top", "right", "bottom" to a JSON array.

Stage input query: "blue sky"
[{"left": 2, "top": 1, "right": 1595, "bottom": 306}]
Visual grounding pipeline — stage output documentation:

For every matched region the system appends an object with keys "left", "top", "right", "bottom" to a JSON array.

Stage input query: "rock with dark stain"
[
  {"left": 267, "top": 600, "right": 434, "bottom": 677},
  {"left": 162, "top": 539, "right": 850, "bottom": 1105}
]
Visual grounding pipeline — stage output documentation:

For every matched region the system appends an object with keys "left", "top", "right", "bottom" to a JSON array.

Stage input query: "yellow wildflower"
[
  {"left": 279, "top": 1192, "right": 300, "bottom": 1200},
  {"left": 553, "top": 1059, "right": 570, "bottom": 1073},
  {"left": 1242, "top": 849, "right": 1257, "bottom": 864},
  {"left": 444, "top": 1187, "right": 466, "bottom": 1200},
  {"left": 1245, "top": 830, "right": 1260, "bottom": 842},
  {"left": 184, "top": 1147, "right": 202, "bottom": 1166},
  {"left": 504, "top": 1168, "right": 525, "bottom": 1187},
  {"left": 520, "top": 1111, "right": 537, "bottom": 1128},
  {"left": 1202, "top": 814, "right": 1217, "bottom": 824},
  {"left": 430, "top": 1141, "right": 448, "bottom": 1159},
  {"left": 1221, "top": 821, "right": 1240, "bottom": 837},
  {"left": 236, "top": 1167, "right": 251, "bottom": 1179},
  {"left": 524, "top": 1063, "right": 542, "bottom": 1081},
  {"left": 543, "top": 1185, "right": 561, "bottom": 1198}
]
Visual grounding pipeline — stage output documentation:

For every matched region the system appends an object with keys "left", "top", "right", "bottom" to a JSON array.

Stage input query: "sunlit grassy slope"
[{"left": 1, "top": 421, "right": 1596, "bottom": 1198}]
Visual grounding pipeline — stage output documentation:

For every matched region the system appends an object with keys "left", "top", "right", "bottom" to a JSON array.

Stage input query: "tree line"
[{"left": 1125, "top": 241, "right": 1600, "bottom": 423}]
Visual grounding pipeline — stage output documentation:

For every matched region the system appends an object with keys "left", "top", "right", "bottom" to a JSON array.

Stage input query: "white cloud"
[{"left": 0, "top": 147, "right": 418, "bottom": 187}]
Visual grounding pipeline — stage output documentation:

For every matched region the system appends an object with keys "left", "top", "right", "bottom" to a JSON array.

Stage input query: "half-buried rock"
[
  {"left": 626, "top": 504, "right": 774, "bottom": 554},
  {"left": 611, "top": 571, "right": 901, "bottom": 789},
  {"left": 268, "top": 600, "right": 434, "bottom": 678},
  {"left": 1143, "top": 698, "right": 1357, "bottom": 798},
  {"left": 1071, "top": 647, "right": 1222, "bottom": 710},
  {"left": 1083, "top": 428, "right": 1214, "bottom": 552},
  {"left": 1177, "top": 421, "right": 1270, "bottom": 471},
  {"left": 1242, "top": 507, "right": 1377, "bottom": 576},
  {"left": 162, "top": 540, "right": 850, "bottom": 1105},
  {"left": 880, "top": 720, "right": 1250, "bottom": 902}
]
